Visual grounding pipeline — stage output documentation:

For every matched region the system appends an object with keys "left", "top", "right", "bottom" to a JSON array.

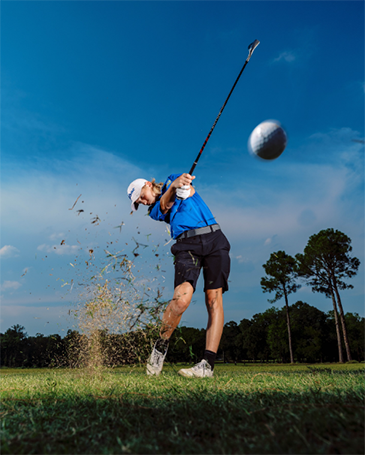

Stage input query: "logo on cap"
[{"left": 128, "top": 188, "right": 135, "bottom": 201}]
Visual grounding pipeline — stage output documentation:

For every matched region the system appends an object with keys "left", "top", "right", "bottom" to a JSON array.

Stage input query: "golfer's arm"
[{"left": 160, "top": 186, "right": 176, "bottom": 214}]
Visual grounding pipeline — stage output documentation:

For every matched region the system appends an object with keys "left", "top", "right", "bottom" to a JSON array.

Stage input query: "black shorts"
[{"left": 170, "top": 229, "right": 231, "bottom": 293}]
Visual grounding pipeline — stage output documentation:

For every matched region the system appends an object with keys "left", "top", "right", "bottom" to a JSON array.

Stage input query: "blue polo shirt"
[{"left": 148, "top": 173, "right": 217, "bottom": 239}]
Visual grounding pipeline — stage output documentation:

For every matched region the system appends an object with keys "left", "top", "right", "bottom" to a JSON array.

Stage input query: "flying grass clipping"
[{"left": 61, "top": 201, "right": 170, "bottom": 371}]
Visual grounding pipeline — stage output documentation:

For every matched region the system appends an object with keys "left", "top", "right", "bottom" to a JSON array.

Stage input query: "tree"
[
  {"left": 296, "top": 228, "right": 360, "bottom": 362},
  {"left": 235, "top": 319, "right": 252, "bottom": 361},
  {"left": 245, "top": 308, "right": 279, "bottom": 362},
  {"left": 220, "top": 321, "right": 241, "bottom": 363},
  {"left": 261, "top": 251, "right": 301, "bottom": 363},
  {"left": 26, "top": 333, "right": 65, "bottom": 367},
  {"left": 287, "top": 301, "right": 328, "bottom": 363},
  {"left": 168, "top": 326, "right": 205, "bottom": 363},
  {"left": 266, "top": 314, "right": 290, "bottom": 362},
  {"left": 343, "top": 313, "right": 364, "bottom": 361},
  {"left": 1, "top": 325, "right": 28, "bottom": 367}
]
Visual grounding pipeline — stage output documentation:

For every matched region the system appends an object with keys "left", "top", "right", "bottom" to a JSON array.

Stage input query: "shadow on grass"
[{"left": 2, "top": 379, "right": 364, "bottom": 455}]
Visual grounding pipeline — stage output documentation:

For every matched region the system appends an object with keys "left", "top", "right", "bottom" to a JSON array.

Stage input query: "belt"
[{"left": 176, "top": 224, "right": 220, "bottom": 240}]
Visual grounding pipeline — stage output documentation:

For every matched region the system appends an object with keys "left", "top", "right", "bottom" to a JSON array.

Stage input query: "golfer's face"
[{"left": 137, "top": 184, "right": 156, "bottom": 206}]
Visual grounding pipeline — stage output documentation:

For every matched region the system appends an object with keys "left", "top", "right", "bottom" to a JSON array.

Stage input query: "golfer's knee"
[
  {"left": 172, "top": 285, "right": 192, "bottom": 314},
  {"left": 172, "top": 296, "right": 190, "bottom": 314}
]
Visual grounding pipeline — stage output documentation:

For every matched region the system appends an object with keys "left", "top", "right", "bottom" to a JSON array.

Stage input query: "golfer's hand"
[{"left": 173, "top": 173, "right": 195, "bottom": 190}]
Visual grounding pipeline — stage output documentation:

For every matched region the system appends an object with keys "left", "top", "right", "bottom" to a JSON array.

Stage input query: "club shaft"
[{"left": 189, "top": 40, "right": 259, "bottom": 176}]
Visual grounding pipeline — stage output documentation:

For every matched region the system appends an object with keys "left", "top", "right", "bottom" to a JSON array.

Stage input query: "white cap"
[{"left": 127, "top": 178, "right": 148, "bottom": 212}]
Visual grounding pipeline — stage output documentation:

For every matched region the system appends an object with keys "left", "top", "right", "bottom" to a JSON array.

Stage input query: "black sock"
[
  {"left": 155, "top": 337, "right": 169, "bottom": 353},
  {"left": 204, "top": 350, "right": 216, "bottom": 370}
]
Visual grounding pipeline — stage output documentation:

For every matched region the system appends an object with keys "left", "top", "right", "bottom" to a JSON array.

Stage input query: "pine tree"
[
  {"left": 261, "top": 251, "right": 300, "bottom": 364},
  {"left": 296, "top": 228, "right": 360, "bottom": 362}
]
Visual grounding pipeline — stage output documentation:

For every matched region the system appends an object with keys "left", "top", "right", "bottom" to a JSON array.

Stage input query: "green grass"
[{"left": 1, "top": 363, "right": 364, "bottom": 454}]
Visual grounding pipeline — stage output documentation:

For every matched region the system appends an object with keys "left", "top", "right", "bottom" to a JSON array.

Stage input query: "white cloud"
[
  {"left": 1, "top": 280, "right": 22, "bottom": 291},
  {"left": 0, "top": 245, "right": 20, "bottom": 258},
  {"left": 0, "top": 293, "right": 73, "bottom": 306},
  {"left": 1, "top": 145, "right": 144, "bottom": 238},
  {"left": 274, "top": 51, "right": 296, "bottom": 63},
  {"left": 37, "top": 244, "right": 80, "bottom": 256},
  {"left": 49, "top": 233, "right": 65, "bottom": 241},
  {"left": 213, "top": 164, "right": 347, "bottom": 241}
]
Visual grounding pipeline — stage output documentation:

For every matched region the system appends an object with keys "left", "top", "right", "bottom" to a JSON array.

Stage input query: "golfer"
[{"left": 127, "top": 173, "right": 230, "bottom": 378}]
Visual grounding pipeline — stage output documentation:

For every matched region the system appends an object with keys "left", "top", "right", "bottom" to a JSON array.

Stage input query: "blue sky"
[{"left": 1, "top": 1, "right": 364, "bottom": 337}]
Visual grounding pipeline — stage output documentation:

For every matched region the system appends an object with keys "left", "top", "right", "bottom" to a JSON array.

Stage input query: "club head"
[{"left": 247, "top": 40, "right": 260, "bottom": 60}]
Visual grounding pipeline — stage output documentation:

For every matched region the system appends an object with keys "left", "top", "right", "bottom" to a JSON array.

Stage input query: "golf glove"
[{"left": 176, "top": 185, "right": 190, "bottom": 200}]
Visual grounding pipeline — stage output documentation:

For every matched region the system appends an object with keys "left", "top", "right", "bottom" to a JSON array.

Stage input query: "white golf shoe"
[
  {"left": 146, "top": 344, "right": 167, "bottom": 376},
  {"left": 178, "top": 359, "right": 213, "bottom": 378}
]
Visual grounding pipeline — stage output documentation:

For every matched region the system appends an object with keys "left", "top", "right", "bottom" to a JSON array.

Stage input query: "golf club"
[{"left": 188, "top": 39, "right": 260, "bottom": 175}]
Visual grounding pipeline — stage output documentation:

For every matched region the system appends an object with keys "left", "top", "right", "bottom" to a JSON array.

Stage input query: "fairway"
[{"left": 1, "top": 363, "right": 364, "bottom": 454}]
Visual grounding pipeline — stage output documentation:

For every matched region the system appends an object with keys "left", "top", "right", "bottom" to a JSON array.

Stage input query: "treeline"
[
  {"left": 169, "top": 302, "right": 364, "bottom": 364},
  {"left": 1, "top": 301, "right": 363, "bottom": 368}
]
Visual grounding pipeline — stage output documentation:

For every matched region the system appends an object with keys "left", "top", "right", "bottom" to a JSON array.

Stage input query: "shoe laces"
[{"left": 193, "top": 359, "right": 210, "bottom": 372}]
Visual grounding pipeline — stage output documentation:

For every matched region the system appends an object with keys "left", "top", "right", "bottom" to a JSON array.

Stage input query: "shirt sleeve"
[{"left": 148, "top": 201, "right": 167, "bottom": 221}]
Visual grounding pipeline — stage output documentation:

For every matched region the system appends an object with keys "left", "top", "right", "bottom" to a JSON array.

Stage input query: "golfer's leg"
[
  {"left": 160, "top": 282, "right": 194, "bottom": 339},
  {"left": 205, "top": 288, "right": 224, "bottom": 352}
]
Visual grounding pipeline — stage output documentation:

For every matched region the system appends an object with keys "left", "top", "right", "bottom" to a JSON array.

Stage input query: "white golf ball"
[{"left": 248, "top": 120, "right": 287, "bottom": 160}]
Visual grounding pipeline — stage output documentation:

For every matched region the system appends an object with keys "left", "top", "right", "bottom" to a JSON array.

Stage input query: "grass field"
[{"left": 1, "top": 363, "right": 364, "bottom": 454}]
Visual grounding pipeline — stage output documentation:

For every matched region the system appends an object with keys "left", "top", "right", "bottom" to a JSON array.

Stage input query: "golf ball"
[{"left": 248, "top": 120, "right": 287, "bottom": 160}]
